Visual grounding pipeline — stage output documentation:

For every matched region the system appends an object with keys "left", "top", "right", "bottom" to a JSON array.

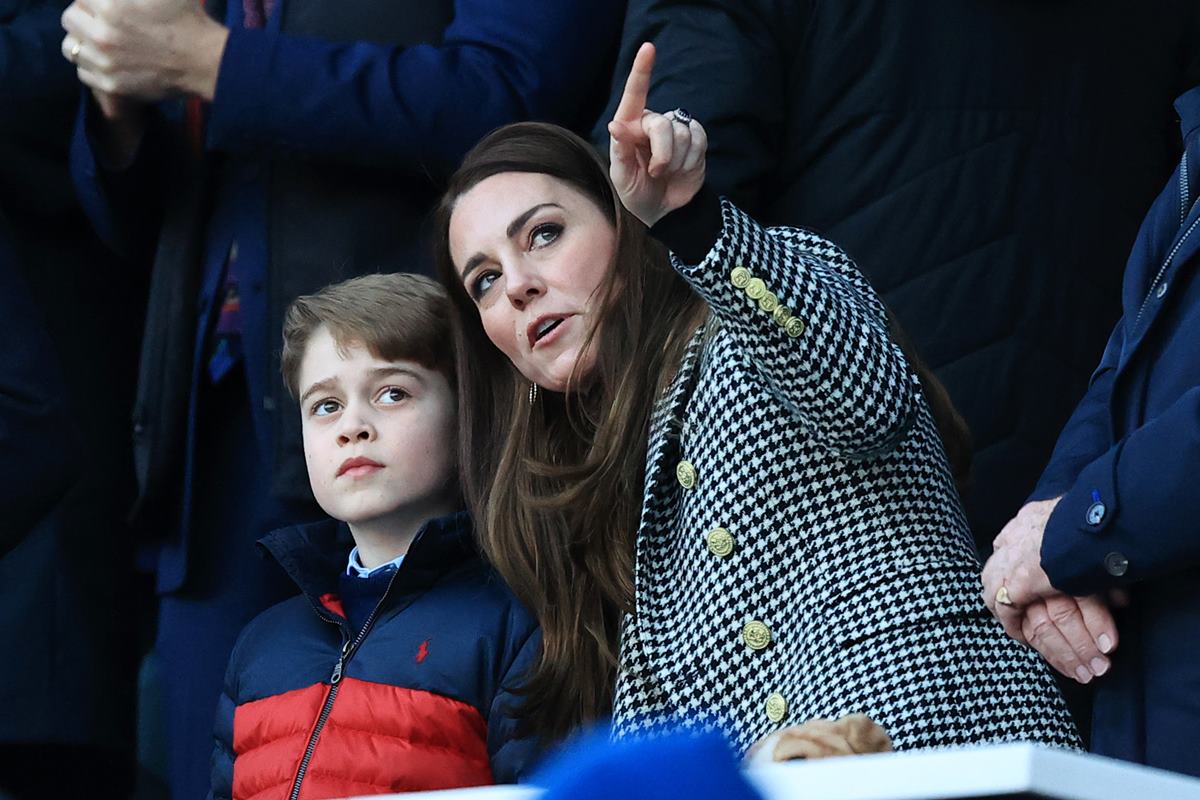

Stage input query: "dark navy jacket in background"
[
  {"left": 0, "top": 248, "right": 74, "bottom": 555},
  {"left": 1033, "top": 85, "right": 1200, "bottom": 778}
]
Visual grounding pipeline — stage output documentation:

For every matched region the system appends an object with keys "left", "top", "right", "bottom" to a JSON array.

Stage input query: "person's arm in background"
[
  {"left": 590, "top": 0, "right": 799, "bottom": 216},
  {"left": 62, "top": 0, "right": 624, "bottom": 176},
  {"left": 205, "top": 0, "right": 623, "bottom": 173},
  {"left": 1039, "top": 383, "right": 1200, "bottom": 595}
]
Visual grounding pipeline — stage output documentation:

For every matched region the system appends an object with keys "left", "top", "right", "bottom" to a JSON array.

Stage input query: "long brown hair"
[
  {"left": 434, "top": 122, "right": 972, "bottom": 744},
  {"left": 434, "top": 123, "right": 706, "bottom": 743}
]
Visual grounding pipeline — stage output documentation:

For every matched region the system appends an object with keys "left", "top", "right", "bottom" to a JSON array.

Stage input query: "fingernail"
[
  {"left": 1098, "top": 634, "right": 1113, "bottom": 653},
  {"left": 1074, "top": 666, "right": 1092, "bottom": 684},
  {"left": 1090, "top": 657, "right": 1109, "bottom": 676}
]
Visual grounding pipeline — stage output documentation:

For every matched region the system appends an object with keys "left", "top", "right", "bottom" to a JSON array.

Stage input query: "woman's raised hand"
[{"left": 608, "top": 43, "right": 708, "bottom": 228}]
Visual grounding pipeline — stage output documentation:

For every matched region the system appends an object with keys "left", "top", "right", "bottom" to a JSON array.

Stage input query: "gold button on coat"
[
  {"left": 745, "top": 277, "right": 767, "bottom": 300},
  {"left": 676, "top": 460, "right": 697, "bottom": 490},
  {"left": 758, "top": 292, "right": 779, "bottom": 313},
  {"left": 730, "top": 266, "right": 752, "bottom": 288},
  {"left": 706, "top": 527, "right": 734, "bottom": 557},
  {"left": 784, "top": 317, "right": 806, "bottom": 338},
  {"left": 765, "top": 693, "right": 788, "bottom": 723},
  {"left": 772, "top": 305, "right": 792, "bottom": 326},
  {"left": 743, "top": 620, "right": 771, "bottom": 650}
]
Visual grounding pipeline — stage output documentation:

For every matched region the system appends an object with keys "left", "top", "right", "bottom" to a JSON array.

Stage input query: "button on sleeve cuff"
[{"left": 1040, "top": 442, "right": 1125, "bottom": 596}]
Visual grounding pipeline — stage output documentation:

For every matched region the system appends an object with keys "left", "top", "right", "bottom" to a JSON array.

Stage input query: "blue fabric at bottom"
[{"left": 535, "top": 730, "right": 762, "bottom": 800}]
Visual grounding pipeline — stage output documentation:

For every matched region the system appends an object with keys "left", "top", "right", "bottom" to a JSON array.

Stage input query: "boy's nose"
[{"left": 337, "top": 414, "right": 375, "bottom": 444}]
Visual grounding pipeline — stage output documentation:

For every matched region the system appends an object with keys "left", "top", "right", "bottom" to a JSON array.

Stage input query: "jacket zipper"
[
  {"left": 1134, "top": 212, "right": 1200, "bottom": 328},
  {"left": 287, "top": 571, "right": 403, "bottom": 800},
  {"left": 1136, "top": 152, "right": 1200, "bottom": 327}
]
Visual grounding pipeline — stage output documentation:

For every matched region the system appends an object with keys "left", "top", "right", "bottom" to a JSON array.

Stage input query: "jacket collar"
[
  {"left": 1175, "top": 85, "right": 1200, "bottom": 144},
  {"left": 257, "top": 510, "right": 477, "bottom": 605}
]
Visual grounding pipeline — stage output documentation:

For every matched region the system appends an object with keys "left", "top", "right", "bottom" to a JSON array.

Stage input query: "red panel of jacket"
[{"left": 231, "top": 677, "right": 493, "bottom": 799}]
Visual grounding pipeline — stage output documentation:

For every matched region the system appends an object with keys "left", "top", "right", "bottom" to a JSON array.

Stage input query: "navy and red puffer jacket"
[{"left": 208, "top": 512, "right": 541, "bottom": 800}]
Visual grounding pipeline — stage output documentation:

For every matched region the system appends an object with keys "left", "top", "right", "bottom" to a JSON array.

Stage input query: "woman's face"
[{"left": 448, "top": 172, "right": 617, "bottom": 393}]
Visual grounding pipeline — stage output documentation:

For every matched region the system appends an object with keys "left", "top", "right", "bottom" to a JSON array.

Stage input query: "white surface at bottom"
[{"left": 355, "top": 743, "right": 1200, "bottom": 800}]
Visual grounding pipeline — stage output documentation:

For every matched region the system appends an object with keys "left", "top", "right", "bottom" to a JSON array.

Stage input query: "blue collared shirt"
[{"left": 345, "top": 546, "right": 405, "bottom": 579}]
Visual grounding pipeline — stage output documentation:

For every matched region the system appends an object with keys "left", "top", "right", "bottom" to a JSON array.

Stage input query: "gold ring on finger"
[
  {"left": 70, "top": 40, "right": 82, "bottom": 62},
  {"left": 995, "top": 585, "right": 1014, "bottom": 606}
]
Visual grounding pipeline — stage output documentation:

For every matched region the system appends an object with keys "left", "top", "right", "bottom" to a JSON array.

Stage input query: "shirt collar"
[{"left": 346, "top": 546, "right": 405, "bottom": 579}]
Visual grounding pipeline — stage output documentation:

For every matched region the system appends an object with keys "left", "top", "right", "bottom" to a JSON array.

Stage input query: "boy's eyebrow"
[
  {"left": 369, "top": 366, "right": 424, "bottom": 383},
  {"left": 459, "top": 202, "right": 563, "bottom": 280},
  {"left": 299, "top": 377, "right": 339, "bottom": 405},
  {"left": 300, "top": 366, "right": 424, "bottom": 405}
]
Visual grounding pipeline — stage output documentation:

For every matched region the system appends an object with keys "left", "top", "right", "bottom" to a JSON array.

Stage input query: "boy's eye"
[
  {"left": 312, "top": 399, "right": 341, "bottom": 417},
  {"left": 377, "top": 386, "right": 410, "bottom": 405},
  {"left": 471, "top": 270, "right": 500, "bottom": 300},
  {"left": 530, "top": 222, "right": 562, "bottom": 249}
]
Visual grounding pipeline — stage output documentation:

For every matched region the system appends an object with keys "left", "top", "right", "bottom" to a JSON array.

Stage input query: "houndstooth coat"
[{"left": 610, "top": 200, "right": 1081, "bottom": 754}]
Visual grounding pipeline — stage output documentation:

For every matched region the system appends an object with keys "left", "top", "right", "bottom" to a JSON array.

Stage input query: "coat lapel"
[{"left": 633, "top": 323, "right": 710, "bottom": 617}]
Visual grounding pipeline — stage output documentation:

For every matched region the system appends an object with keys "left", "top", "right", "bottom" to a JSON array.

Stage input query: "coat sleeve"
[
  {"left": 590, "top": 0, "right": 801, "bottom": 215},
  {"left": 486, "top": 623, "right": 543, "bottom": 784},
  {"left": 205, "top": 0, "right": 623, "bottom": 174},
  {"left": 1028, "top": 318, "right": 1124, "bottom": 501},
  {"left": 68, "top": 99, "right": 173, "bottom": 262},
  {"left": 1040, "top": 382, "right": 1200, "bottom": 596},
  {"left": 666, "top": 192, "right": 919, "bottom": 458}
]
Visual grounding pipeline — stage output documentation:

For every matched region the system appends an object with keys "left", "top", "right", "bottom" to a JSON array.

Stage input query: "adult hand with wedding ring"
[
  {"left": 607, "top": 42, "right": 708, "bottom": 228},
  {"left": 60, "top": 0, "right": 228, "bottom": 103},
  {"left": 982, "top": 496, "right": 1119, "bottom": 683}
]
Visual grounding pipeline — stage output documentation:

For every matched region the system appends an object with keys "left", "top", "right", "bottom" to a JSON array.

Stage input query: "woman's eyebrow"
[
  {"left": 507, "top": 203, "right": 562, "bottom": 238},
  {"left": 460, "top": 202, "right": 564, "bottom": 280}
]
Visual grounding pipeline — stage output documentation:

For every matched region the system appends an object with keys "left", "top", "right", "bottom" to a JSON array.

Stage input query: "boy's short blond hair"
[{"left": 281, "top": 273, "right": 454, "bottom": 399}]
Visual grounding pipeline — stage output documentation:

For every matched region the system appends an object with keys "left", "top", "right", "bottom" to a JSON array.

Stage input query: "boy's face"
[{"left": 297, "top": 325, "right": 457, "bottom": 529}]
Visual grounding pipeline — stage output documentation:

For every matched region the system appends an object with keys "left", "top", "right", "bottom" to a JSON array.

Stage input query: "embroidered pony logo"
[{"left": 416, "top": 639, "right": 430, "bottom": 663}]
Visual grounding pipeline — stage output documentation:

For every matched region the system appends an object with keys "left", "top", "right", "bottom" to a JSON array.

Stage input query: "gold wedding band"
[
  {"left": 995, "top": 586, "right": 1014, "bottom": 606},
  {"left": 70, "top": 40, "right": 82, "bottom": 62}
]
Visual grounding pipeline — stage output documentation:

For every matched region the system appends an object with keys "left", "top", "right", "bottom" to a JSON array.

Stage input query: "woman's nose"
[{"left": 505, "top": 263, "right": 545, "bottom": 308}]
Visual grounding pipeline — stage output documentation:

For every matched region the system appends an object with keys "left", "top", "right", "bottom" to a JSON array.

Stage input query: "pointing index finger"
[{"left": 614, "top": 42, "right": 655, "bottom": 123}]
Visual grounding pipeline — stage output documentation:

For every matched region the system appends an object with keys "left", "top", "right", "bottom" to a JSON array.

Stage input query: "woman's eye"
[
  {"left": 377, "top": 387, "right": 410, "bottom": 405},
  {"left": 471, "top": 270, "right": 500, "bottom": 299},
  {"left": 312, "top": 399, "right": 341, "bottom": 417},
  {"left": 530, "top": 223, "right": 562, "bottom": 249}
]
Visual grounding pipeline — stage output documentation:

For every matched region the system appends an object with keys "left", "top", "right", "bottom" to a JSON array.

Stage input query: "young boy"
[{"left": 208, "top": 274, "right": 540, "bottom": 800}]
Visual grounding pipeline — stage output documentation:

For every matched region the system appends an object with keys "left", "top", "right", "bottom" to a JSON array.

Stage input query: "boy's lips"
[{"left": 337, "top": 456, "right": 384, "bottom": 477}]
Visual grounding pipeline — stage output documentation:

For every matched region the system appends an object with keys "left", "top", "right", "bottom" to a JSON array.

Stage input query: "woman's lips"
[{"left": 529, "top": 313, "right": 573, "bottom": 350}]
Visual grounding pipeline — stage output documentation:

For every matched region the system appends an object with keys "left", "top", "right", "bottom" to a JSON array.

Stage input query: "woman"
[{"left": 435, "top": 44, "right": 1080, "bottom": 755}]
